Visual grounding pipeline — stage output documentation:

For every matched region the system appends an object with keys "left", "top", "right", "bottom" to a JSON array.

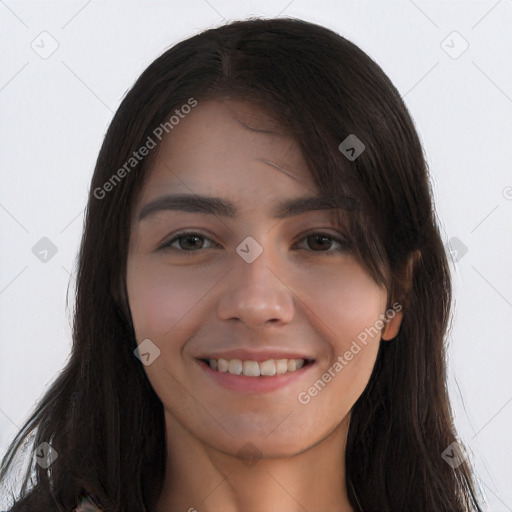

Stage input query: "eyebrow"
[{"left": 137, "top": 193, "right": 356, "bottom": 222}]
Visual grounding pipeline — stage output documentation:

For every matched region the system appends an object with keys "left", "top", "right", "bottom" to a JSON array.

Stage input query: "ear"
[
  {"left": 381, "top": 309, "right": 404, "bottom": 341},
  {"left": 381, "top": 250, "right": 421, "bottom": 341}
]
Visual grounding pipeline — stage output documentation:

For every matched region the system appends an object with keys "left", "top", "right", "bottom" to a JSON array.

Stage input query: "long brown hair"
[{"left": 1, "top": 17, "right": 482, "bottom": 511}]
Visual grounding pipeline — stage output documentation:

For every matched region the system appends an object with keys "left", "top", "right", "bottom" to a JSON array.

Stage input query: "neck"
[{"left": 155, "top": 413, "right": 354, "bottom": 512}]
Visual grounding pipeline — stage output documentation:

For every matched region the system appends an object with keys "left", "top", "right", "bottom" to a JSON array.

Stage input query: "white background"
[{"left": 1, "top": 0, "right": 511, "bottom": 509}]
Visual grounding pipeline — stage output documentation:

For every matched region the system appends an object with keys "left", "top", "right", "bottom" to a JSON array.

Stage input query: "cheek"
[
  {"left": 292, "top": 261, "right": 384, "bottom": 405},
  {"left": 126, "top": 257, "right": 219, "bottom": 341},
  {"left": 290, "top": 258, "right": 386, "bottom": 346}
]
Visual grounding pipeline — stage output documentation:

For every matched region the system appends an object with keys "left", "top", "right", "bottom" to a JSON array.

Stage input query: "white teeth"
[
  {"left": 243, "top": 360, "right": 260, "bottom": 377},
  {"left": 217, "top": 358, "right": 229, "bottom": 372},
  {"left": 228, "top": 359, "right": 242, "bottom": 375},
  {"left": 206, "top": 357, "right": 308, "bottom": 376},
  {"left": 259, "top": 359, "right": 276, "bottom": 376},
  {"left": 275, "top": 359, "right": 288, "bottom": 375}
]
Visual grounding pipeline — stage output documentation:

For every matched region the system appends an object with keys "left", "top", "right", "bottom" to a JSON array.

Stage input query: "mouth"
[{"left": 196, "top": 357, "right": 316, "bottom": 393}]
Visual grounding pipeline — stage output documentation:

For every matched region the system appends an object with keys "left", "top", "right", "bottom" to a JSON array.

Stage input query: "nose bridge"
[
  {"left": 216, "top": 235, "right": 295, "bottom": 327},
  {"left": 237, "top": 241, "right": 277, "bottom": 290},
  {"left": 237, "top": 232, "right": 274, "bottom": 276}
]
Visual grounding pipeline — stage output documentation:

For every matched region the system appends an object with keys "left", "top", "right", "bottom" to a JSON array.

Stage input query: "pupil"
[
  {"left": 309, "top": 235, "right": 330, "bottom": 251},
  {"left": 180, "top": 235, "right": 202, "bottom": 250}
]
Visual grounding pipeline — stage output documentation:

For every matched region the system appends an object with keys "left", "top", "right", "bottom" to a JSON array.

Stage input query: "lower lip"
[{"left": 196, "top": 360, "right": 315, "bottom": 393}]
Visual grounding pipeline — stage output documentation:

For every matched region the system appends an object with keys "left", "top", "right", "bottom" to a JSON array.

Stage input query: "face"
[{"left": 126, "top": 99, "right": 402, "bottom": 458}]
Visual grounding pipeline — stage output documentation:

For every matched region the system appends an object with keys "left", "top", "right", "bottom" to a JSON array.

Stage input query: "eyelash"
[{"left": 157, "top": 230, "right": 350, "bottom": 256}]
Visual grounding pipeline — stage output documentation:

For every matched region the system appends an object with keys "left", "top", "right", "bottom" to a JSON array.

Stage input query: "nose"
[{"left": 216, "top": 247, "right": 295, "bottom": 329}]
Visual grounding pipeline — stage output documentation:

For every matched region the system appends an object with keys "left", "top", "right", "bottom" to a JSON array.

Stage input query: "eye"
[
  {"left": 158, "top": 231, "right": 217, "bottom": 252},
  {"left": 157, "top": 230, "right": 350, "bottom": 255},
  {"left": 294, "top": 232, "right": 350, "bottom": 254}
]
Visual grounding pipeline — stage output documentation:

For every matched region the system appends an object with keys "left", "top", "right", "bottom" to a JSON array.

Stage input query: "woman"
[{"left": 0, "top": 17, "right": 483, "bottom": 511}]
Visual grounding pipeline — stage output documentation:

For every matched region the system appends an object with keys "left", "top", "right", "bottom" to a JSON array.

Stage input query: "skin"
[{"left": 126, "top": 99, "right": 404, "bottom": 512}]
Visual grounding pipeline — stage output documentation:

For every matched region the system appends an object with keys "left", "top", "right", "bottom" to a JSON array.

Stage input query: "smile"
[{"left": 196, "top": 357, "right": 316, "bottom": 393}]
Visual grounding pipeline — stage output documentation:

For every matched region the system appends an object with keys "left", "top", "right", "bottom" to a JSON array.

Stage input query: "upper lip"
[{"left": 196, "top": 349, "right": 315, "bottom": 363}]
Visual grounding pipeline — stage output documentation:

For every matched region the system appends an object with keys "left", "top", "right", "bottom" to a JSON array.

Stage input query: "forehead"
[{"left": 140, "top": 99, "right": 315, "bottom": 198}]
